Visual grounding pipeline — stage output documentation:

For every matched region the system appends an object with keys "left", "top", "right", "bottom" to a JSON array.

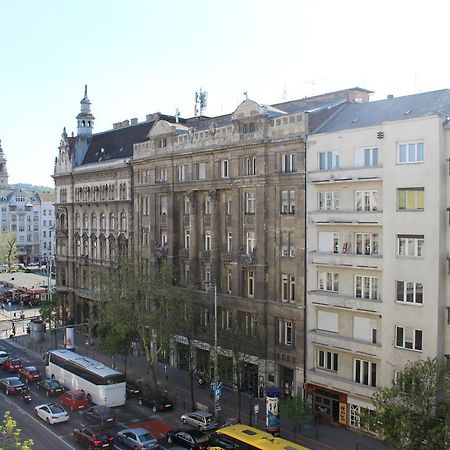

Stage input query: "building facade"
[
  {"left": 54, "top": 86, "right": 371, "bottom": 395},
  {"left": 305, "top": 89, "right": 450, "bottom": 427}
]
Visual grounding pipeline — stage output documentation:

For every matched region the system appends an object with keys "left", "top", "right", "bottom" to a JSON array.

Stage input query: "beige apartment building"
[
  {"left": 305, "top": 89, "right": 450, "bottom": 428},
  {"left": 53, "top": 85, "right": 370, "bottom": 395}
]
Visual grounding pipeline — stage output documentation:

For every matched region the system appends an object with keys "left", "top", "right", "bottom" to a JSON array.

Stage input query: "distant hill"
[{"left": 10, "top": 183, "right": 54, "bottom": 193}]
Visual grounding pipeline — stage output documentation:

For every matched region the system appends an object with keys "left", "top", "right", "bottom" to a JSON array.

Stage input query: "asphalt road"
[{"left": 0, "top": 339, "right": 188, "bottom": 450}]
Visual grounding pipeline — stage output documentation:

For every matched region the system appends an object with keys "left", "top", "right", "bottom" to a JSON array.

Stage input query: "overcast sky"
[{"left": 0, "top": 0, "right": 448, "bottom": 187}]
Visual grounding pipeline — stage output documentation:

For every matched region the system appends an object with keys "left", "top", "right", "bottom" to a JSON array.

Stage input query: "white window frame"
[
  {"left": 354, "top": 275, "right": 378, "bottom": 300},
  {"left": 396, "top": 280, "right": 423, "bottom": 304},
  {"left": 317, "top": 349, "right": 338, "bottom": 372},
  {"left": 318, "top": 272, "right": 339, "bottom": 293},
  {"left": 245, "top": 192, "right": 256, "bottom": 214},
  {"left": 198, "top": 162, "right": 206, "bottom": 180},
  {"left": 221, "top": 160, "right": 229, "bottom": 178},
  {"left": 247, "top": 270, "right": 254, "bottom": 298},
  {"left": 225, "top": 197, "right": 232, "bottom": 215},
  {"left": 204, "top": 197, "right": 211, "bottom": 215},
  {"left": 397, "top": 142, "right": 424, "bottom": 164},
  {"left": 226, "top": 267, "right": 232, "bottom": 294},
  {"left": 318, "top": 191, "right": 339, "bottom": 211},
  {"left": 355, "top": 191, "right": 378, "bottom": 212},
  {"left": 281, "top": 190, "right": 296, "bottom": 214},
  {"left": 227, "top": 232, "right": 232, "bottom": 253},
  {"left": 246, "top": 231, "right": 255, "bottom": 254},
  {"left": 281, "top": 231, "right": 295, "bottom": 257},
  {"left": 281, "top": 153, "right": 297, "bottom": 173},
  {"left": 178, "top": 165, "right": 186, "bottom": 182},
  {"left": 205, "top": 231, "right": 211, "bottom": 251},
  {"left": 184, "top": 196, "right": 190, "bottom": 215},
  {"left": 244, "top": 156, "right": 256, "bottom": 176},
  {"left": 184, "top": 229, "right": 190, "bottom": 249},
  {"left": 160, "top": 195, "right": 168, "bottom": 215},
  {"left": 397, "top": 235, "right": 424, "bottom": 257},
  {"left": 355, "top": 233, "right": 379, "bottom": 255},
  {"left": 354, "top": 147, "right": 379, "bottom": 168},
  {"left": 395, "top": 326, "right": 423, "bottom": 351},
  {"left": 397, "top": 188, "right": 424, "bottom": 211},
  {"left": 354, "top": 359, "right": 377, "bottom": 387},
  {"left": 319, "top": 151, "right": 340, "bottom": 170}
]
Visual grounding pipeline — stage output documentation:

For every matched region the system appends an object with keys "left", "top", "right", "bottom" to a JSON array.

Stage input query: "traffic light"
[{"left": 43, "top": 323, "right": 47, "bottom": 332}]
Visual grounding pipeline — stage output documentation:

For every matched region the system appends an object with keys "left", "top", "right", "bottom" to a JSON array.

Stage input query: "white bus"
[{"left": 45, "top": 349, "right": 126, "bottom": 407}]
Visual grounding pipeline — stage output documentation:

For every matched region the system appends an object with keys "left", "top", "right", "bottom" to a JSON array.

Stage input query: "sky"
[{"left": 0, "top": 0, "right": 449, "bottom": 187}]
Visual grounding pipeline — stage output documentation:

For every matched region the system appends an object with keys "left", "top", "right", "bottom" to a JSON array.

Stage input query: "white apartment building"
[{"left": 305, "top": 89, "right": 450, "bottom": 428}]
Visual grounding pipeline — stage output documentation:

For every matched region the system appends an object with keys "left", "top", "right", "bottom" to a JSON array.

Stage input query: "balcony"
[
  {"left": 239, "top": 248, "right": 256, "bottom": 266},
  {"left": 221, "top": 252, "right": 232, "bottom": 262},
  {"left": 309, "top": 209, "right": 383, "bottom": 226},
  {"left": 153, "top": 244, "right": 168, "bottom": 258},
  {"left": 309, "top": 251, "right": 382, "bottom": 271},
  {"left": 180, "top": 248, "right": 189, "bottom": 258},
  {"left": 308, "top": 290, "right": 382, "bottom": 315},
  {"left": 200, "top": 250, "right": 211, "bottom": 259},
  {"left": 308, "top": 165, "right": 383, "bottom": 184}
]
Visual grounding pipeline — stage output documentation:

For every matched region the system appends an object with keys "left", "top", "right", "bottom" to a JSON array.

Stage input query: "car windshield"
[
  {"left": 48, "top": 381, "right": 60, "bottom": 388},
  {"left": 29, "top": 370, "right": 39, "bottom": 375},
  {"left": 139, "top": 432, "right": 154, "bottom": 441},
  {"left": 73, "top": 394, "right": 85, "bottom": 400},
  {"left": 10, "top": 378, "right": 22, "bottom": 386},
  {"left": 49, "top": 404, "right": 64, "bottom": 414},
  {"left": 95, "top": 433, "right": 108, "bottom": 440},
  {"left": 196, "top": 434, "right": 210, "bottom": 443}
]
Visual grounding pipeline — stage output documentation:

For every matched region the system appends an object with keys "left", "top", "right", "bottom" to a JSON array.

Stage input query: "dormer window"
[
  {"left": 158, "top": 138, "right": 167, "bottom": 148},
  {"left": 241, "top": 123, "right": 255, "bottom": 134}
]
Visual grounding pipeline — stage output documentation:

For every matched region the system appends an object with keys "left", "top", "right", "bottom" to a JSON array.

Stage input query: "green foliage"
[
  {"left": 39, "top": 295, "right": 58, "bottom": 327},
  {"left": 282, "top": 395, "right": 310, "bottom": 442},
  {"left": 0, "top": 233, "right": 18, "bottom": 271},
  {"left": 363, "top": 358, "right": 450, "bottom": 450},
  {"left": 0, "top": 411, "right": 33, "bottom": 449}
]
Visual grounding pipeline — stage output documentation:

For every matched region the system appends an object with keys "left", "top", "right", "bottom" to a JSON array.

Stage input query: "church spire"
[
  {"left": 0, "top": 139, "right": 9, "bottom": 189},
  {"left": 76, "top": 84, "right": 95, "bottom": 136}
]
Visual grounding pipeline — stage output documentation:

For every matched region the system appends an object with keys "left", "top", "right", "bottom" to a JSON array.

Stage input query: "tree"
[
  {"left": 0, "top": 411, "right": 33, "bottom": 449},
  {"left": 39, "top": 294, "right": 59, "bottom": 348},
  {"left": 94, "top": 253, "right": 174, "bottom": 393},
  {"left": 281, "top": 395, "right": 310, "bottom": 443},
  {"left": 362, "top": 358, "right": 450, "bottom": 450},
  {"left": 0, "top": 233, "right": 18, "bottom": 272}
]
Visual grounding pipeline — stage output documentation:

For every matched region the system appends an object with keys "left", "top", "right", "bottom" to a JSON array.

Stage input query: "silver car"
[
  {"left": 180, "top": 410, "right": 218, "bottom": 431},
  {"left": 117, "top": 428, "right": 157, "bottom": 449}
]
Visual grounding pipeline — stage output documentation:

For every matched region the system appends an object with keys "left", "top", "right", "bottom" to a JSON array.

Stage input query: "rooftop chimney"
[
  {"left": 122, "top": 120, "right": 130, "bottom": 127},
  {"left": 113, "top": 122, "right": 122, "bottom": 129},
  {"left": 146, "top": 113, "right": 161, "bottom": 122},
  {"left": 387, "top": 94, "right": 394, "bottom": 99},
  {"left": 130, "top": 118, "right": 138, "bottom": 125}
]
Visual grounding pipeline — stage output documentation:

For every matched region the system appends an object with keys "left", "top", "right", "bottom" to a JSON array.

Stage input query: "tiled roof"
[{"left": 313, "top": 89, "right": 450, "bottom": 133}]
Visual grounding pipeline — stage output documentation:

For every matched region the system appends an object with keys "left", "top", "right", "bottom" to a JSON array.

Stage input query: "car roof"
[
  {"left": 189, "top": 410, "right": 213, "bottom": 417},
  {"left": 175, "top": 428, "right": 206, "bottom": 436},
  {"left": 66, "top": 389, "right": 85, "bottom": 395},
  {"left": 122, "top": 427, "right": 150, "bottom": 434},
  {"left": 24, "top": 366, "right": 37, "bottom": 370}
]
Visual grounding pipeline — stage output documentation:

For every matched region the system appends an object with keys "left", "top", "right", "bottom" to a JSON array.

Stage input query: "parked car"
[
  {"left": 60, "top": 389, "right": 88, "bottom": 411},
  {"left": 180, "top": 411, "right": 218, "bottom": 431},
  {"left": 0, "top": 350, "right": 9, "bottom": 365},
  {"left": 166, "top": 429, "right": 210, "bottom": 450},
  {"left": 81, "top": 405, "right": 116, "bottom": 427},
  {"left": 117, "top": 427, "right": 158, "bottom": 449},
  {"left": 37, "top": 378, "right": 65, "bottom": 396},
  {"left": 138, "top": 391, "right": 174, "bottom": 412},
  {"left": 34, "top": 403, "right": 69, "bottom": 424},
  {"left": 0, "top": 376, "right": 26, "bottom": 395},
  {"left": 3, "top": 358, "right": 23, "bottom": 373},
  {"left": 73, "top": 426, "right": 114, "bottom": 449},
  {"left": 126, "top": 380, "right": 141, "bottom": 397},
  {"left": 18, "top": 366, "right": 42, "bottom": 383}
]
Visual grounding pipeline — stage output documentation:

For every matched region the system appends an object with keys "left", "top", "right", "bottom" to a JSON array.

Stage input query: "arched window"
[
  {"left": 109, "top": 239, "right": 116, "bottom": 261},
  {"left": 83, "top": 213, "right": 88, "bottom": 229},
  {"left": 76, "top": 237, "right": 81, "bottom": 257},
  {"left": 91, "top": 237, "right": 97, "bottom": 259},
  {"left": 100, "top": 213, "right": 106, "bottom": 230},
  {"left": 100, "top": 237, "right": 106, "bottom": 260},
  {"left": 109, "top": 213, "right": 115, "bottom": 231},
  {"left": 82, "top": 237, "right": 89, "bottom": 256},
  {"left": 75, "top": 213, "right": 81, "bottom": 229},
  {"left": 91, "top": 213, "right": 97, "bottom": 230},
  {"left": 120, "top": 212, "right": 127, "bottom": 231}
]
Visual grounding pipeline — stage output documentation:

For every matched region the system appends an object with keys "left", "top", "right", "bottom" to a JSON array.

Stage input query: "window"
[
  {"left": 281, "top": 190, "right": 295, "bottom": 214},
  {"left": 354, "top": 275, "right": 378, "bottom": 300},
  {"left": 161, "top": 232, "right": 168, "bottom": 247},
  {"left": 204, "top": 197, "right": 211, "bottom": 215},
  {"left": 247, "top": 270, "right": 254, "bottom": 297},
  {"left": 109, "top": 213, "right": 115, "bottom": 231},
  {"left": 160, "top": 195, "right": 168, "bottom": 215},
  {"left": 317, "top": 310, "right": 338, "bottom": 333},
  {"left": 318, "top": 191, "right": 339, "bottom": 211},
  {"left": 221, "top": 160, "right": 229, "bottom": 178},
  {"left": 184, "top": 196, "right": 190, "bottom": 215},
  {"left": 184, "top": 230, "right": 190, "bottom": 249},
  {"left": 355, "top": 233, "right": 379, "bottom": 255},
  {"left": 246, "top": 231, "right": 255, "bottom": 254},
  {"left": 354, "top": 359, "right": 377, "bottom": 387},
  {"left": 141, "top": 197, "right": 150, "bottom": 216},
  {"left": 395, "top": 326, "right": 423, "bottom": 351},
  {"left": 355, "top": 191, "right": 378, "bottom": 211},
  {"left": 203, "top": 266, "right": 211, "bottom": 290},
  {"left": 278, "top": 319, "right": 293, "bottom": 346},
  {"left": 245, "top": 192, "right": 255, "bottom": 214},
  {"left": 225, "top": 197, "right": 232, "bottom": 215},
  {"left": 244, "top": 156, "right": 256, "bottom": 175},
  {"left": 226, "top": 267, "right": 232, "bottom": 294},
  {"left": 397, "top": 188, "right": 424, "bottom": 211},
  {"left": 353, "top": 317, "right": 378, "bottom": 343},
  {"left": 177, "top": 165, "right": 186, "bottom": 182},
  {"left": 241, "top": 122, "right": 255, "bottom": 134},
  {"left": 200, "top": 307, "right": 209, "bottom": 327},
  {"left": 354, "top": 147, "right": 379, "bottom": 168},
  {"left": 197, "top": 162, "right": 206, "bottom": 179},
  {"left": 317, "top": 350, "right": 338, "bottom": 372},
  {"left": 245, "top": 314, "right": 258, "bottom": 337},
  {"left": 318, "top": 232, "right": 340, "bottom": 254},
  {"left": 318, "top": 272, "right": 339, "bottom": 292},
  {"left": 280, "top": 274, "right": 295, "bottom": 302},
  {"left": 319, "top": 151, "right": 340, "bottom": 170},
  {"left": 158, "top": 138, "right": 167, "bottom": 148},
  {"left": 396, "top": 281, "right": 423, "bottom": 304},
  {"left": 397, "top": 142, "right": 424, "bottom": 164},
  {"left": 158, "top": 167, "right": 168, "bottom": 182},
  {"left": 205, "top": 231, "right": 211, "bottom": 251},
  {"left": 281, "top": 231, "right": 295, "bottom": 257},
  {"left": 220, "top": 308, "right": 232, "bottom": 330},
  {"left": 397, "top": 235, "right": 424, "bottom": 257},
  {"left": 227, "top": 232, "right": 232, "bottom": 252},
  {"left": 281, "top": 153, "right": 297, "bottom": 173}
]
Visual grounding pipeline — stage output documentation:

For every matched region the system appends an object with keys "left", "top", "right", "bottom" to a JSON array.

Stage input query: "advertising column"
[
  {"left": 65, "top": 317, "right": 75, "bottom": 350},
  {"left": 265, "top": 386, "right": 282, "bottom": 435}
]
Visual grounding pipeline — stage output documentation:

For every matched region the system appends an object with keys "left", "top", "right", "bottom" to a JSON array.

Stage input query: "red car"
[
  {"left": 60, "top": 389, "right": 89, "bottom": 411},
  {"left": 18, "top": 366, "right": 42, "bottom": 383},
  {"left": 3, "top": 358, "right": 23, "bottom": 373}
]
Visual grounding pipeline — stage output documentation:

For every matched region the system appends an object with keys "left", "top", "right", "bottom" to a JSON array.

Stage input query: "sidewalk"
[{"left": 8, "top": 332, "right": 393, "bottom": 450}]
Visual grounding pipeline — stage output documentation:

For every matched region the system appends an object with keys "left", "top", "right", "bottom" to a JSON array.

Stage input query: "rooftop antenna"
[
  {"left": 195, "top": 88, "right": 208, "bottom": 117},
  {"left": 175, "top": 108, "right": 180, "bottom": 123},
  {"left": 243, "top": 91, "right": 248, "bottom": 99},
  {"left": 282, "top": 84, "right": 287, "bottom": 100},
  {"left": 301, "top": 78, "right": 325, "bottom": 97}
]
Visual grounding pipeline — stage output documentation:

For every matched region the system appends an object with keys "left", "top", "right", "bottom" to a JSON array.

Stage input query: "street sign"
[
  {"left": 164, "top": 365, "right": 168, "bottom": 373},
  {"left": 215, "top": 388, "right": 221, "bottom": 397},
  {"left": 254, "top": 405, "right": 259, "bottom": 414}
]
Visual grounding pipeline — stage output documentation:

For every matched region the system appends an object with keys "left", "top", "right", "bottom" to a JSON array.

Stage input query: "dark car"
[
  {"left": 126, "top": 380, "right": 141, "bottom": 398},
  {"left": 18, "top": 366, "right": 42, "bottom": 383},
  {"left": 37, "top": 378, "right": 65, "bottom": 396},
  {"left": 73, "top": 425, "right": 114, "bottom": 449},
  {"left": 0, "top": 376, "right": 26, "bottom": 395},
  {"left": 166, "top": 429, "right": 210, "bottom": 450},
  {"left": 82, "top": 405, "right": 116, "bottom": 427},
  {"left": 3, "top": 358, "right": 23, "bottom": 373},
  {"left": 138, "top": 391, "right": 174, "bottom": 412}
]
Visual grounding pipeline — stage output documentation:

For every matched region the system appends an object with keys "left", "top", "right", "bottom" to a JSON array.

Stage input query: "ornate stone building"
[{"left": 54, "top": 86, "right": 371, "bottom": 395}]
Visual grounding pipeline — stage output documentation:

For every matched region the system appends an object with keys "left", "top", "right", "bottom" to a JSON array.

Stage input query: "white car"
[
  {"left": 34, "top": 403, "right": 69, "bottom": 424},
  {"left": 0, "top": 351, "right": 9, "bottom": 365}
]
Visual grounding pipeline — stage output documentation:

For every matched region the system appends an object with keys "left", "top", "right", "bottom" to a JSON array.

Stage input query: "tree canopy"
[
  {"left": 363, "top": 358, "right": 450, "bottom": 450},
  {"left": 0, "top": 232, "right": 18, "bottom": 271},
  {"left": 0, "top": 411, "right": 33, "bottom": 449}
]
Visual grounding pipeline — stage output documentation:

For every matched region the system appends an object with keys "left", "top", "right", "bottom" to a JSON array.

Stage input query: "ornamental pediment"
[
  {"left": 231, "top": 99, "right": 265, "bottom": 121},
  {"left": 149, "top": 120, "right": 189, "bottom": 138}
]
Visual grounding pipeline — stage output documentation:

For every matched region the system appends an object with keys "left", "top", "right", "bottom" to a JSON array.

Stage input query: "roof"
[
  {"left": 313, "top": 89, "right": 450, "bottom": 133},
  {"left": 81, "top": 120, "right": 156, "bottom": 165},
  {"left": 0, "top": 273, "right": 53, "bottom": 291},
  {"left": 37, "top": 192, "right": 55, "bottom": 203}
]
